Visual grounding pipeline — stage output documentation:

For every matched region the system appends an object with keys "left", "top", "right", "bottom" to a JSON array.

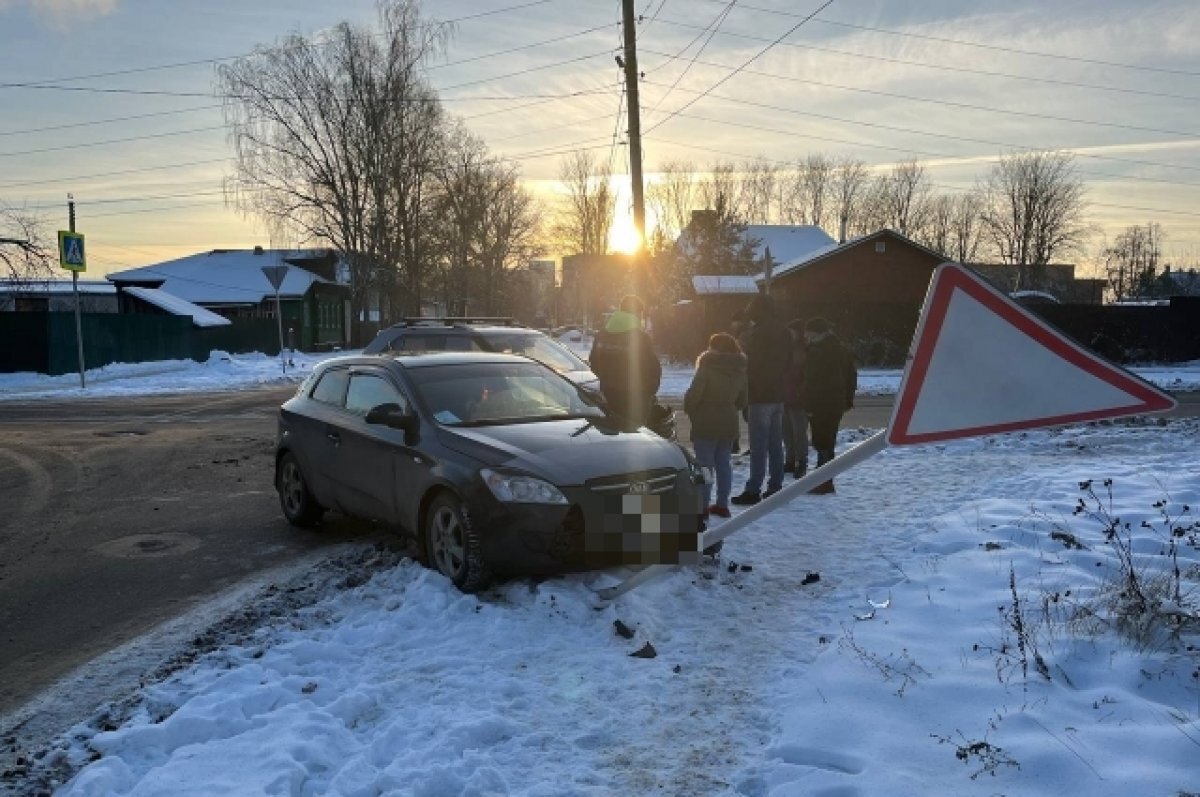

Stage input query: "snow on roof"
[
  {"left": 1010, "top": 290, "right": 1060, "bottom": 304},
  {"left": 745, "top": 224, "right": 836, "bottom": 265},
  {"left": 106, "top": 249, "right": 335, "bottom": 305},
  {"left": 760, "top": 230, "right": 944, "bottom": 283},
  {"left": 0, "top": 279, "right": 116, "bottom": 296},
  {"left": 122, "top": 286, "right": 232, "bottom": 327},
  {"left": 692, "top": 275, "right": 761, "bottom": 295}
]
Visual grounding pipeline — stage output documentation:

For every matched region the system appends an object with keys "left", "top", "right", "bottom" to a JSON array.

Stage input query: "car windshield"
[
  {"left": 409, "top": 361, "right": 605, "bottom": 427},
  {"left": 481, "top": 332, "right": 588, "bottom": 374}
]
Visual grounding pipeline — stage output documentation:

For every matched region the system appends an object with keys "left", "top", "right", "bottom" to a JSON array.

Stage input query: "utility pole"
[
  {"left": 620, "top": 0, "right": 646, "bottom": 292},
  {"left": 69, "top": 195, "right": 86, "bottom": 389}
]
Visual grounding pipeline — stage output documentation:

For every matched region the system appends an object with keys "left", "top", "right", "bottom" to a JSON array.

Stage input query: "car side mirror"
[{"left": 365, "top": 402, "right": 420, "bottom": 442}]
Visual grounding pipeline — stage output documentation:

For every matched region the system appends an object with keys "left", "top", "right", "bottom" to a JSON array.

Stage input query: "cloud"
[{"left": 0, "top": 0, "right": 118, "bottom": 27}]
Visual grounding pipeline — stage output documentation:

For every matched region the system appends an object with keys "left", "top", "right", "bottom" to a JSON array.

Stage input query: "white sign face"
[{"left": 888, "top": 263, "right": 1176, "bottom": 445}]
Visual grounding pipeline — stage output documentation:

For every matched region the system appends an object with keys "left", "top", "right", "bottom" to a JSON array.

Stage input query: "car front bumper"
[{"left": 465, "top": 471, "right": 706, "bottom": 575}]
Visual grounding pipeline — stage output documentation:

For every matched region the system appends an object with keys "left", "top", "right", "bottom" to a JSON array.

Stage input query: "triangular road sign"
[{"left": 888, "top": 263, "right": 1176, "bottom": 446}]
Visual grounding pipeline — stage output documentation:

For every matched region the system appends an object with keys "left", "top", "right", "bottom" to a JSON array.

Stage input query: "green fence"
[{"left": 1, "top": 313, "right": 286, "bottom": 375}]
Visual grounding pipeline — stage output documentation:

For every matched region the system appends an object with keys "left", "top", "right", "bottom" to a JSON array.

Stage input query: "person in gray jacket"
[{"left": 684, "top": 333, "right": 748, "bottom": 518}]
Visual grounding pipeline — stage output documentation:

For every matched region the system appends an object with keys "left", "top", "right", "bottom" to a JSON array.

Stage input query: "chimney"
[
  {"left": 839, "top": 215, "right": 848, "bottom": 244},
  {"left": 254, "top": 245, "right": 264, "bottom": 255}
]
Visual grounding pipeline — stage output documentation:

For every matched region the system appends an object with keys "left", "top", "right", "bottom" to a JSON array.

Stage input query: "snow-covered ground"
[
  {"left": 0, "top": 350, "right": 356, "bottom": 401},
  {"left": 3, "top": 344, "right": 1197, "bottom": 402},
  {"left": 4, "top": 341, "right": 1200, "bottom": 795},
  {"left": 22, "top": 417, "right": 1199, "bottom": 796}
]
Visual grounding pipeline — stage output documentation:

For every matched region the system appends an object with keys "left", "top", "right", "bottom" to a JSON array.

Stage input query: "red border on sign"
[{"left": 888, "top": 265, "right": 1176, "bottom": 445}]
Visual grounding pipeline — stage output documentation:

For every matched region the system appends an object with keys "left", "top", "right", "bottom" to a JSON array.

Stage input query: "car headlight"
[{"left": 480, "top": 468, "right": 569, "bottom": 504}]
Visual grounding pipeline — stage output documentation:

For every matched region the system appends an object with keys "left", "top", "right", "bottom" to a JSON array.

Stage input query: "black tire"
[
  {"left": 424, "top": 492, "right": 490, "bottom": 592},
  {"left": 276, "top": 451, "right": 325, "bottom": 527}
]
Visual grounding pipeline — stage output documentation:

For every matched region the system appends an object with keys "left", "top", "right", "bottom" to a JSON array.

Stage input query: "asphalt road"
[
  {"left": 1, "top": 385, "right": 1196, "bottom": 719},
  {"left": 0, "top": 388, "right": 395, "bottom": 718}
]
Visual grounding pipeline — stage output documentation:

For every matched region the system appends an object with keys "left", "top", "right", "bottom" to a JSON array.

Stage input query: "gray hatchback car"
[{"left": 276, "top": 352, "right": 705, "bottom": 591}]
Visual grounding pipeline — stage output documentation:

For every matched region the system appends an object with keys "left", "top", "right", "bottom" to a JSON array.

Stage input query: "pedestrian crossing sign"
[{"left": 58, "top": 231, "right": 87, "bottom": 272}]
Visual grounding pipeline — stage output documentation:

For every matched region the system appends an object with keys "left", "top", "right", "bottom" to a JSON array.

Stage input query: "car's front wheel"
[
  {"left": 424, "top": 492, "right": 490, "bottom": 592},
  {"left": 277, "top": 452, "right": 324, "bottom": 527}
]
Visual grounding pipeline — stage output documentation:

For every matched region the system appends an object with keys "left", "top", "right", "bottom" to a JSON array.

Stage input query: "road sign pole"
[
  {"left": 69, "top": 199, "right": 85, "bottom": 389},
  {"left": 594, "top": 431, "right": 889, "bottom": 602},
  {"left": 275, "top": 288, "right": 286, "bottom": 375}
]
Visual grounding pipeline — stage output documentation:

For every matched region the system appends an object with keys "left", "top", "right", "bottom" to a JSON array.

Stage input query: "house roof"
[
  {"left": 0, "top": 279, "right": 116, "bottom": 296},
  {"left": 745, "top": 225, "right": 837, "bottom": 265},
  {"left": 692, "top": 275, "right": 761, "bottom": 295},
  {"left": 675, "top": 223, "right": 836, "bottom": 267},
  {"left": 106, "top": 249, "right": 338, "bottom": 306},
  {"left": 122, "top": 286, "right": 232, "bottom": 327},
  {"left": 759, "top": 229, "right": 945, "bottom": 282}
]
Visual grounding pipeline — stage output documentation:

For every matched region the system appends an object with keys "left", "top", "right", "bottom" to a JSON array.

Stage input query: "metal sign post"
[
  {"left": 261, "top": 264, "right": 290, "bottom": 374},
  {"left": 58, "top": 198, "right": 87, "bottom": 389}
]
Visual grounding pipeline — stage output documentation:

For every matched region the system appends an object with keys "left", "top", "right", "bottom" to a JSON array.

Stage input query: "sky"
[
  {"left": 6, "top": 361, "right": 1198, "bottom": 794},
  {"left": 2, "top": 0, "right": 1199, "bottom": 276}
]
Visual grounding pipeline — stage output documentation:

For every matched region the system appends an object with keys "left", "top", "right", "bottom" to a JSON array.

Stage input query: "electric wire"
[
  {"left": 689, "top": 0, "right": 1200, "bottom": 76},
  {"left": 649, "top": 16, "right": 1200, "bottom": 103},
  {"left": 643, "top": 0, "right": 835, "bottom": 135},
  {"left": 642, "top": 1, "right": 738, "bottom": 118}
]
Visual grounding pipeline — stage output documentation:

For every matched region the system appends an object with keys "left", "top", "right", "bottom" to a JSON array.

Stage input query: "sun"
[{"left": 609, "top": 215, "right": 643, "bottom": 255}]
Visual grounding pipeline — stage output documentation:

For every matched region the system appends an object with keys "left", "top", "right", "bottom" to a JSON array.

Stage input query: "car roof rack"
[{"left": 396, "top": 317, "right": 518, "bottom": 327}]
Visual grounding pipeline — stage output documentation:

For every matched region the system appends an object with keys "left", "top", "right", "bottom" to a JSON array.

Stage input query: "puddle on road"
[{"left": 93, "top": 532, "right": 201, "bottom": 559}]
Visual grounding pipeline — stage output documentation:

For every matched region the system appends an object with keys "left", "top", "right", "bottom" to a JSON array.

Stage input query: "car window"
[
  {"left": 482, "top": 332, "right": 587, "bottom": 373},
  {"left": 310, "top": 368, "right": 350, "bottom": 406},
  {"left": 346, "top": 373, "right": 407, "bottom": 416},
  {"left": 408, "top": 362, "right": 602, "bottom": 426}
]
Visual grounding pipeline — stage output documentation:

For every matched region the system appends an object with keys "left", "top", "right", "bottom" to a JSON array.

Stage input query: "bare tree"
[
  {"left": 697, "top": 161, "right": 743, "bottom": 219},
  {"left": 645, "top": 159, "right": 697, "bottom": 251},
  {"left": 217, "top": 0, "right": 450, "bottom": 320},
  {"left": 1, "top": 203, "right": 55, "bottom": 286},
  {"left": 879, "top": 159, "right": 931, "bottom": 238},
  {"left": 980, "top": 150, "right": 1088, "bottom": 289},
  {"left": 1104, "top": 222, "right": 1163, "bottom": 301},
  {"left": 948, "top": 190, "right": 985, "bottom": 263},
  {"left": 553, "top": 150, "right": 615, "bottom": 256},
  {"left": 779, "top": 154, "right": 832, "bottom": 230},
  {"left": 848, "top": 176, "right": 891, "bottom": 238},
  {"left": 738, "top": 158, "right": 778, "bottom": 223},
  {"left": 919, "top": 194, "right": 955, "bottom": 257},
  {"left": 829, "top": 156, "right": 868, "bottom": 242},
  {"left": 473, "top": 167, "right": 542, "bottom": 315}
]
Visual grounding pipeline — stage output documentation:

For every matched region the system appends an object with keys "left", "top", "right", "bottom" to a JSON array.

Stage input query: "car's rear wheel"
[
  {"left": 424, "top": 493, "right": 490, "bottom": 592},
  {"left": 277, "top": 452, "right": 324, "bottom": 527}
]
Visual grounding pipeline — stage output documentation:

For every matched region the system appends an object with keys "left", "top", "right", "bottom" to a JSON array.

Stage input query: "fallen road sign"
[
  {"left": 594, "top": 262, "right": 1178, "bottom": 602},
  {"left": 888, "top": 263, "right": 1176, "bottom": 445}
]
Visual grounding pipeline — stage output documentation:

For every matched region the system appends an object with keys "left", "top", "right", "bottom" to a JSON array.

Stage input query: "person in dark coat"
[
  {"left": 802, "top": 317, "right": 857, "bottom": 494},
  {"left": 731, "top": 293, "right": 793, "bottom": 505},
  {"left": 588, "top": 294, "right": 662, "bottom": 430},
  {"left": 684, "top": 333, "right": 748, "bottom": 518},
  {"left": 782, "top": 319, "right": 810, "bottom": 479}
]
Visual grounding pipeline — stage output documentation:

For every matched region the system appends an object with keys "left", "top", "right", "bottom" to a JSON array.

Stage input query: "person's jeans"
[
  {"left": 692, "top": 438, "right": 733, "bottom": 509},
  {"left": 783, "top": 406, "right": 809, "bottom": 470},
  {"left": 746, "top": 403, "right": 784, "bottom": 493}
]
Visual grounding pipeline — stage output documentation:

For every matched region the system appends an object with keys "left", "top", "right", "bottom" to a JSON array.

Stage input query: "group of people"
[{"left": 588, "top": 293, "right": 857, "bottom": 524}]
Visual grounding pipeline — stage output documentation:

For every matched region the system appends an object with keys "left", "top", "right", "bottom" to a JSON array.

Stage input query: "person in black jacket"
[
  {"left": 588, "top": 294, "right": 662, "bottom": 430},
  {"left": 731, "top": 293, "right": 793, "bottom": 505},
  {"left": 802, "top": 317, "right": 857, "bottom": 494}
]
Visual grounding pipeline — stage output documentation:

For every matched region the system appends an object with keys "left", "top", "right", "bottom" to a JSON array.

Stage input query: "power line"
[
  {"left": 4, "top": 0, "right": 563, "bottom": 88},
  {"left": 643, "top": 1, "right": 738, "bottom": 117},
  {"left": 638, "top": 47, "right": 1200, "bottom": 139},
  {"left": 690, "top": 0, "right": 1200, "bottom": 77},
  {"left": 641, "top": 78, "right": 1200, "bottom": 179},
  {"left": 650, "top": 17, "right": 1200, "bottom": 103},
  {"left": 0, "top": 157, "right": 229, "bottom": 189},
  {"left": 0, "top": 105, "right": 221, "bottom": 137},
  {"left": 0, "top": 126, "right": 226, "bottom": 159},
  {"left": 643, "top": 0, "right": 835, "bottom": 135}
]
